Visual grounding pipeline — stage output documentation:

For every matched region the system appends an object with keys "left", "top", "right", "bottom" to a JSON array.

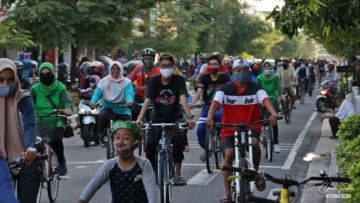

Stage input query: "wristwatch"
[{"left": 187, "top": 114, "right": 195, "bottom": 119}]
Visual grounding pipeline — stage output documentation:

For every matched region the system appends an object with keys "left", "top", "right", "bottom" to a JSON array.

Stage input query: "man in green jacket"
[
  {"left": 256, "top": 61, "right": 282, "bottom": 153},
  {"left": 32, "top": 62, "right": 72, "bottom": 175}
]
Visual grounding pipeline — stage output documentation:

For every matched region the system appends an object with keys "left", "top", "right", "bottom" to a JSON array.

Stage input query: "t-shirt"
[
  {"left": 204, "top": 65, "right": 229, "bottom": 74},
  {"left": 146, "top": 75, "right": 188, "bottom": 122},
  {"left": 256, "top": 74, "right": 281, "bottom": 105},
  {"left": 212, "top": 81, "right": 268, "bottom": 137},
  {"left": 335, "top": 99, "right": 355, "bottom": 120},
  {"left": 127, "top": 65, "right": 161, "bottom": 100},
  {"left": 198, "top": 74, "right": 230, "bottom": 106},
  {"left": 277, "top": 67, "right": 296, "bottom": 87}
]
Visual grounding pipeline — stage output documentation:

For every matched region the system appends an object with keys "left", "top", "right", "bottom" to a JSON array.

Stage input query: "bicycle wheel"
[
  {"left": 36, "top": 181, "right": 43, "bottom": 203},
  {"left": 106, "top": 130, "right": 115, "bottom": 159},
  {"left": 214, "top": 130, "right": 222, "bottom": 169},
  {"left": 284, "top": 99, "right": 291, "bottom": 124},
  {"left": 232, "top": 158, "right": 248, "bottom": 203},
  {"left": 47, "top": 151, "right": 60, "bottom": 202},
  {"left": 264, "top": 125, "right": 274, "bottom": 162},
  {"left": 262, "top": 129, "right": 268, "bottom": 159},
  {"left": 159, "top": 152, "right": 170, "bottom": 203},
  {"left": 205, "top": 127, "right": 215, "bottom": 174}
]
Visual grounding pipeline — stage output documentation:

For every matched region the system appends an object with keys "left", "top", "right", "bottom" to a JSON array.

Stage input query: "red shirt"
[
  {"left": 127, "top": 65, "right": 160, "bottom": 98},
  {"left": 212, "top": 81, "right": 268, "bottom": 137}
]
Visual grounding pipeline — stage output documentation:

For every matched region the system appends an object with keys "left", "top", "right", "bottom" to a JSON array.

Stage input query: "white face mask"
[{"left": 160, "top": 68, "right": 174, "bottom": 78}]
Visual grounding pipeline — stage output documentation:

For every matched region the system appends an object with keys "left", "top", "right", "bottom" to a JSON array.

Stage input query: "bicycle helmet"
[
  {"left": 58, "top": 62, "right": 69, "bottom": 70},
  {"left": 141, "top": 48, "right": 156, "bottom": 57},
  {"left": 79, "top": 61, "right": 91, "bottom": 77}
]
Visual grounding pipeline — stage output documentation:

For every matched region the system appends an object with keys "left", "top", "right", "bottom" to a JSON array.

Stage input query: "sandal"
[
  {"left": 219, "top": 195, "right": 232, "bottom": 203},
  {"left": 173, "top": 176, "right": 187, "bottom": 186}
]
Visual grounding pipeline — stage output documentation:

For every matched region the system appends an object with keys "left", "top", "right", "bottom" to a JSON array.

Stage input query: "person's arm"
[
  {"left": 60, "top": 89, "right": 72, "bottom": 112},
  {"left": 90, "top": 87, "right": 103, "bottom": 104},
  {"left": 192, "top": 88, "right": 203, "bottom": 108},
  {"left": 136, "top": 98, "right": 151, "bottom": 123},
  {"left": 276, "top": 76, "right": 282, "bottom": 96},
  {"left": 205, "top": 90, "right": 223, "bottom": 126},
  {"left": 124, "top": 82, "right": 134, "bottom": 106},
  {"left": 141, "top": 158, "right": 158, "bottom": 203},
  {"left": 257, "top": 89, "right": 277, "bottom": 125},
  {"left": 320, "top": 113, "right": 336, "bottom": 121},
  {"left": 126, "top": 66, "right": 137, "bottom": 81},
  {"left": 78, "top": 160, "right": 113, "bottom": 202},
  {"left": 18, "top": 96, "right": 37, "bottom": 149}
]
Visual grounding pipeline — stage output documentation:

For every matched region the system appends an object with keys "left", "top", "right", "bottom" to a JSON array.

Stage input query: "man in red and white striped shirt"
[{"left": 206, "top": 59, "right": 278, "bottom": 202}]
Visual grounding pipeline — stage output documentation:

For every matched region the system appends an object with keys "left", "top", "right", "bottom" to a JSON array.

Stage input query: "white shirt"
[{"left": 335, "top": 99, "right": 355, "bottom": 120}]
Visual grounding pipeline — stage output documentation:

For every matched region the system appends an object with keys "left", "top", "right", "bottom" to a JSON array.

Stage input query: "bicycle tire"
[
  {"left": 205, "top": 127, "right": 215, "bottom": 174},
  {"left": 284, "top": 99, "right": 291, "bottom": 124},
  {"left": 36, "top": 181, "right": 43, "bottom": 203},
  {"left": 159, "top": 152, "right": 167, "bottom": 203},
  {"left": 47, "top": 152, "right": 60, "bottom": 202},
  {"left": 82, "top": 124, "right": 90, "bottom": 148},
  {"left": 106, "top": 130, "right": 115, "bottom": 159},
  {"left": 262, "top": 131, "right": 268, "bottom": 159},
  {"left": 232, "top": 159, "right": 248, "bottom": 203},
  {"left": 265, "top": 126, "right": 273, "bottom": 162},
  {"left": 215, "top": 130, "right": 222, "bottom": 169}
]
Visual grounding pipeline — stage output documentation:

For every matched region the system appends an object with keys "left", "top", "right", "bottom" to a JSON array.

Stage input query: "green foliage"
[
  {"left": 268, "top": 0, "right": 360, "bottom": 58},
  {"left": 336, "top": 114, "right": 360, "bottom": 202},
  {"left": 0, "top": 19, "right": 35, "bottom": 50}
]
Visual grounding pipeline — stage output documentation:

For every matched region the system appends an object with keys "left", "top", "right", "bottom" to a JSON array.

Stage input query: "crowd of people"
[{"left": 1, "top": 48, "right": 359, "bottom": 203}]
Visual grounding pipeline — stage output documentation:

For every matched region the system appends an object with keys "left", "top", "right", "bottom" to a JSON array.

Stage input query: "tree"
[
  {"left": 268, "top": 0, "right": 360, "bottom": 58},
  {"left": 0, "top": 19, "right": 34, "bottom": 54}
]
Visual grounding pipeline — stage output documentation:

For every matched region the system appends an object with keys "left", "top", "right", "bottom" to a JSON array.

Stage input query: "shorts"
[
  {"left": 221, "top": 131, "right": 260, "bottom": 150},
  {"left": 283, "top": 86, "right": 295, "bottom": 97}
]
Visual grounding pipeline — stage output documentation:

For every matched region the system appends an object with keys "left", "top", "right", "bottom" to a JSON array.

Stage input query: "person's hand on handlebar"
[
  {"left": 61, "top": 109, "right": 72, "bottom": 116},
  {"left": 89, "top": 102, "right": 97, "bottom": 109},
  {"left": 22, "top": 149, "right": 38, "bottom": 164},
  {"left": 269, "top": 114, "right": 278, "bottom": 126},
  {"left": 186, "top": 119, "right": 195, "bottom": 129},
  {"left": 205, "top": 117, "right": 214, "bottom": 127}
]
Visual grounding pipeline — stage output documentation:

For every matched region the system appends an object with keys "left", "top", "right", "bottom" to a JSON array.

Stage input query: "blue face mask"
[
  {"left": 0, "top": 82, "right": 16, "bottom": 97},
  {"left": 233, "top": 72, "right": 250, "bottom": 83}
]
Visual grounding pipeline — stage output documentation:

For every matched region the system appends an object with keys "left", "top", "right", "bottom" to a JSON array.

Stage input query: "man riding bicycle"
[
  {"left": 127, "top": 48, "right": 160, "bottom": 120},
  {"left": 205, "top": 59, "right": 277, "bottom": 203},
  {"left": 295, "top": 62, "right": 308, "bottom": 98},
  {"left": 136, "top": 53, "right": 195, "bottom": 186},
  {"left": 191, "top": 53, "right": 230, "bottom": 162},
  {"left": 277, "top": 60, "right": 297, "bottom": 108}
]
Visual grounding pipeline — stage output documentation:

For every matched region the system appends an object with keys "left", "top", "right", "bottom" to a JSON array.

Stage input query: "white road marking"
[
  {"left": 187, "top": 169, "right": 221, "bottom": 185},
  {"left": 68, "top": 159, "right": 106, "bottom": 164},
  {"left": 282, "top": 111, "right": 318, "bottom": 170}
]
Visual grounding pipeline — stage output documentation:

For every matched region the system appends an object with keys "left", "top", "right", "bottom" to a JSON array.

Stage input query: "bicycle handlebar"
[
  {"left": 213, "top": 117, "right": 283, "bottom": 127},
  {"left": 141, "top": 122, "right": 189, "bottom": 130},
  {"left": 221, "top": 165, "right": 351, "bottom": 186},
  {"left": 8, "top": 154, "right": 49, "bottom": 169}
]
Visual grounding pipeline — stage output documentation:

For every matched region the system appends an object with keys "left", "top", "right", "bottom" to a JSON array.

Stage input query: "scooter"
[
  {"left": 78, "top": 99, "right": 100, "bottom": 147},
  {"left": 315, "top": 80, "right": 337, "bottom": 112}
]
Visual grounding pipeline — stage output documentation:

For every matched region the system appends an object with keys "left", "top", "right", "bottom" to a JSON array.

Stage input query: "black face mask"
[
  {"left": 283, "top": 64, "right": 289, "bottom": 69},
  {"left": 40, "top": 72, "right": 55, "bottom": 86}
]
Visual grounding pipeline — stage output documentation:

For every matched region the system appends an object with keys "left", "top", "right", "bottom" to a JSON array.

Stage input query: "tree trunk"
[{"left": 70, "top": 44, "right": 78, "bottom": 84}]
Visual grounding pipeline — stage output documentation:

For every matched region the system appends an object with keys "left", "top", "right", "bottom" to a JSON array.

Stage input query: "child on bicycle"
[
  {"left": 78, "top": 121, "right": 157, "bottom": 203},
  {"left": 205, "top": 59, "right": 278, "bottom": 203}
]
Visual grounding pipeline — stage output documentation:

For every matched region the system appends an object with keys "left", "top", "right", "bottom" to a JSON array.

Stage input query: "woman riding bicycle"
[
  {"left": 0, "top": 58, "right": 39, "bottom": 203},
  {"left": 31, "top": 62, "right": 72, "bottom": 176},
  {"left": 89, "top": 62, "right": 134, "bottom": 142}
]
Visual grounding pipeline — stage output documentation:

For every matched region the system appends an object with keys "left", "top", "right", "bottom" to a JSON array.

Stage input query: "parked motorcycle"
[
  {"left": 78, "top": 99, "right": 100, "bottom": 147},
  {"left": 315, "top": 80, "right": 337, "bottom": 112}
]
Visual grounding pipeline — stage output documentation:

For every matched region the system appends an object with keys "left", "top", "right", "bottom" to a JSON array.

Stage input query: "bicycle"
[
  {"left": 214, "top": 118, "right": 281, "bottom": 203},
  {"left": 142, "top": 122, "right": 188, "bottom": 203},
  {"left": 36, "top": 110, "right": 70, "bottom": 202},
  {"left": 298, "top": 79, "right": 306, "bottom": 104},
  {"left": 280, "top": 94, "right": 292, "bottom": 124},
  {"left": 8, "top": 153, "right": 48, "bottom": 203},
  {"left": 221, "top": 165, "right": 351, "bottom": 203},
  {"left": 260, "top": 118, "right": 274, "bottom": 162},
  {"left": 204, "top": 122, "right": 222, "bottom": 174}
]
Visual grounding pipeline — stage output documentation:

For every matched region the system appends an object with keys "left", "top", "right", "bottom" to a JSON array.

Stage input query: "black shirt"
[
  {"left": 146, "top": 74, "right": 188, "bottom": 122},
  {"left": 198, "top": 73, "right": 230, "bottom": 106}
]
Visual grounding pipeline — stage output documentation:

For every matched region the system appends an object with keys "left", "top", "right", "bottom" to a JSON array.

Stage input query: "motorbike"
[
  {"left": 315, "top": 80, "right": 337, "bottom": 112},
  {"left": 78, "top": 99, "right": 100, "bottom": 147}
]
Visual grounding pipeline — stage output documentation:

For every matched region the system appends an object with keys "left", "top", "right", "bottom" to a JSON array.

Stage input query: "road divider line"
[
  {"left": 282, "top": 111, "right": 318, "bottom": 170},
  {"left": 187, "top": 169, "right": 220, "bottom": 185}
]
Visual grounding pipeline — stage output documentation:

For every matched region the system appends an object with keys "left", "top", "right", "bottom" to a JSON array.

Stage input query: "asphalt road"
[{"left": 37, "top": 89, "right": 323, "bottom": 203}]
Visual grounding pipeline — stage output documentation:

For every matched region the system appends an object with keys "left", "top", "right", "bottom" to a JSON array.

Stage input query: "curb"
[{"left": 300, "top": 118, "right": 341, "bottom": 203}]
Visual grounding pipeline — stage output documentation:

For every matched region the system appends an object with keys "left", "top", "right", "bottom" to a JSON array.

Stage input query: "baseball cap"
[{"left": 232, "top": 59, "right": 250, "bottom": 69}]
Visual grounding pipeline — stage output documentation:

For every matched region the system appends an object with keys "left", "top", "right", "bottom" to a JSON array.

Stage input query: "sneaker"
[
  {"left": 274, "top": 144, "right": 280, "bottom": 153},
  {"left": 58, "top": 160, "right": 68, "bottom": 176}
]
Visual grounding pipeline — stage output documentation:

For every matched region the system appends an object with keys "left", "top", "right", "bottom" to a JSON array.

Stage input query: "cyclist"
[
  {"left": 78, "top": 121, "right": 157, "bottom": 203},
  {"left": 79, "top": 61, "right": 91, "bottom": 88},
  {"left": 256, "top": 61, "right": 282, "bottom": 153},
  {"left": 205, "top": 59, "right": 278, "bottom": 203},
  {"left": 251, "top": 62, "right": 261, "bottom": 78},
  {"left": 31, "top": 62, "right": 72, "bottom": 176},
  {"left": 88, "top": 61, "right": 104, "bottom": 78},
  {"left": 136, "top": 53, "right": 195, "bottom": 186},
  {"left": 191, "top": 53, "right": 230, "bottom": 162},
  {"left": 277, "top": 60, "right": 297, "bottom": 108},
  {"left": 127, "top": 48, "right": 160, "bottom": 120},
  {"left": 307, "top": 62, "right": 317, "bottom": 96},
  {"left": 295, "top": 62, "right": 308, "bottom": 98},
  {"left": 0, "top": 58, "right": 40, "bottom": 202},
  {"left": 14, "top": 61, "right": 31, "bottom": 90},
  {"left": 90, "top": 62, "right": 134, "bottom": 143}
]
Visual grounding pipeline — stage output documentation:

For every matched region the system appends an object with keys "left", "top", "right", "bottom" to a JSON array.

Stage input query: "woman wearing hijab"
[
  {"left": 90, "top": 62, "right": 134, "bottom": 143},
  {"left": 0, "top": 58, "right": 38, "bottom": 203},
  {"left": 31, "top": 62, "right": 72, "bottom": 176}
]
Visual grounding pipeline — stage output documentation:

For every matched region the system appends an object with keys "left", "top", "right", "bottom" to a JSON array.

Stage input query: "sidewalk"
[{"left": 300, "top": 118, "right": 342, "bottom": 203}]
